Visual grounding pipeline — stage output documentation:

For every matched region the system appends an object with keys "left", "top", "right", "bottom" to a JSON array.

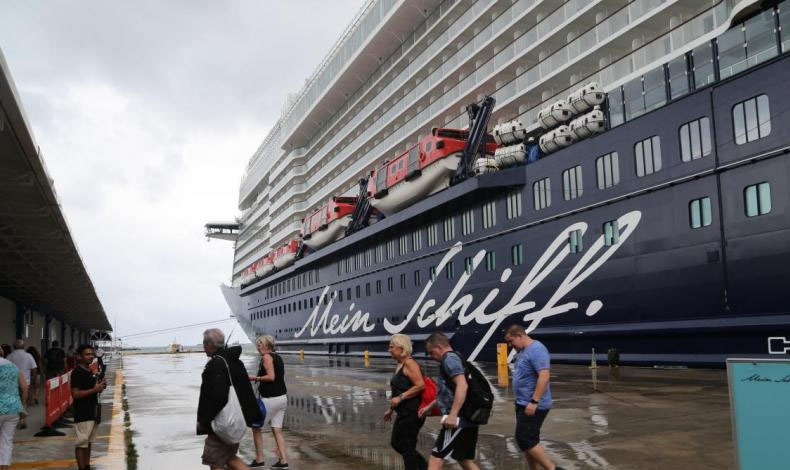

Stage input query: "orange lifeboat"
[
  {"left": 272, "top": 240, "right": 300, "bottom": 269},
  {"left": 240, "top": 265, "right": 256, "bottom": 285},
  {"left": 254, "top": 252, "right": 274, "bottom": 278},
  {"left": 367, "top": 128, "right": 497, "bottom": 215},
  {"left": 301, "top": 196, "right": 357, "bottom": 250}
]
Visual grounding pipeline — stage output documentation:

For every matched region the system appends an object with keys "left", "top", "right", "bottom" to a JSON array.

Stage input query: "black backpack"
[{"left": 439, "top": 351, "right": 494, "bottom": 425}]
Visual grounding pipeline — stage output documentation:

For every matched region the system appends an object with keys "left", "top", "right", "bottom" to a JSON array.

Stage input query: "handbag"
[
  {"left": 251, "top": 377, "right": 268, "bottom": 428},
  {"left": 210, "top": 356, "right": 247, "bottom": 444}
]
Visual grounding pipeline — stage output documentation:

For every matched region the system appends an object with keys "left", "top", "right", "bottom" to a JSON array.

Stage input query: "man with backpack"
[
  {"left": 505, "top": 324, "right": 565, "bottom": 470},
  {"left": 419, "top": 332, "right": 485, "bottom": 470}
]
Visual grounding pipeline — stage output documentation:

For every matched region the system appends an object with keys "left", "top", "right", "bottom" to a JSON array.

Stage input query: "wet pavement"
[{"left": 123, "top": 352, "right": 734, "bottom": 470}]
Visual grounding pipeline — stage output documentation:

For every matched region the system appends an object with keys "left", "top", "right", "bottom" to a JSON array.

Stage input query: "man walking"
[
  {"left": 7, "top": 340, "right": 37, "bottom": 429},
  {"left": 71, "top": 344, "right": 106, "bottom": 470},
  {"left": 197, "top": 328, "right": 262, "bottom": 470},
  {"left": 44, "top": 341, "right": 67, "bottom": 379},
  {"left": 505, "top": 325, "right": 565, "bottom": 470},
  {"left": 419, "top": 332, "right": 479, "bottom": 470}
]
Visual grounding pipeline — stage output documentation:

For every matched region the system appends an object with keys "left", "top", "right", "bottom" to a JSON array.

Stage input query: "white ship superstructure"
[{"left": 231, "top": 0, "right": 773, "bottom": 285}]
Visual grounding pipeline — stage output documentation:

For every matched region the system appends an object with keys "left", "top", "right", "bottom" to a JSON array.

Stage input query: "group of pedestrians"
[
  {"left": 197, "top": 325, "right": 565, "bottom": 470},
  {"left": 198, "top": 329, "right": 289, "bottom": 470}
]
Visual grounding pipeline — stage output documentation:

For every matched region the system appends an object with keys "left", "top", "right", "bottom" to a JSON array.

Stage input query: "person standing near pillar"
[
  {"left": 6, "top": 340, "right": 36, "bottom": 429},
  {"left": 504, "top": 325, "right": 565, "bottom": 470},
  {"left": 71, "top": 345, "right": 106, "bottom": 470}
]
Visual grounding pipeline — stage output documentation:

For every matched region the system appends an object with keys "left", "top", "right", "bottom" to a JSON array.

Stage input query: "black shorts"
[
  {"left": 431, "top": 424, "right": 478, "bottom": 461},
  {"left": 515, "top": 405, "right": 550, "bottom": 451}
]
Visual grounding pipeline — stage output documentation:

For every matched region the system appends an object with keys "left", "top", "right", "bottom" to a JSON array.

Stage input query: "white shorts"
[
  {"left": 74, "top": 420, "right": 98, "bottom": 448},
  {"left": 0, "top": 414, "right": 20, "bottom": 465},
  {"left": 261, "top": 395, "right": 287, "bottom": 428}
]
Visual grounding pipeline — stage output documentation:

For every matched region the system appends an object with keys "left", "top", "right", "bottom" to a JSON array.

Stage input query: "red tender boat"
[
  {"left": 301, "top": 196, "right": 358, "bottom": 250},
  {"left": 366, "top": 128, "right": 497, "bottom": 215}
]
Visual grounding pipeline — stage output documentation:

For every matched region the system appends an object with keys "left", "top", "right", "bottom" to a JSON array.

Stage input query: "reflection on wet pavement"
[{"left": 123, "top": 353, "right": 734, "bottom": 470}]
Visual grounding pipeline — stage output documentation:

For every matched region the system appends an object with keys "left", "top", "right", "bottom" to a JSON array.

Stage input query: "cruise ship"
[{"left": 208, "top": 0, "right": 790, "bottom": 365}]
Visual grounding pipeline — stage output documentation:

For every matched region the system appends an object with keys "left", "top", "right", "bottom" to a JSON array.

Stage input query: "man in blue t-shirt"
[
  {"left": 505, "top": 324, "right": 565, "bottom": 470},
  {"left": 419, "top": 332, "right": 479, "bottom": 470}
]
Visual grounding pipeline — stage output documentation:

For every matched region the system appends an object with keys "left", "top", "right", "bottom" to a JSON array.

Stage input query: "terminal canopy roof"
[{"left": 0, "top": 50, "right": 110, "bottom": 331}]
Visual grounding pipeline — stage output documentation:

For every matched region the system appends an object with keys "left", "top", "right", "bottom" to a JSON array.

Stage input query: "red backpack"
[{"left": 420, "top": 376, "right": 441, "bottom": 416}]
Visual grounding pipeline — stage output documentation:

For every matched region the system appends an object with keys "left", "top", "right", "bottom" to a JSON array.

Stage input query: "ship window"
[
  {"left": 356, "top": 253, "right": 363, "bottom": 270},
  {"left": 376, "top": 280, "right": 382, "bottom": 294},
  {"left": 643, "top": 66, "right": 667, "bottom": 113},
  {"left": 464, "top": 257, "right": 473, "bottom": 275},
  {"left": 485, "top": 251, "right": 496, "bottom": 271},
  {"left": 462, "top": 209, "right": 475, "bottom": 235},
  {"left": 692, "top": 42, "right": 716, "bottom": 89},
  {"left": 623, "top": 77, "right": 645, "bottom": 121},
  {"left": 315, "top": 269, "right": 319, "bottom": 283},
  {"left": 338, "top": 290, "right": 343, "bottom": 302},
  {"left": 596, "top": 152, "right": 619, "bottom": 189},
  {"left": 718, "top": 25, "right": 746, "bottom": 80},
  {"left": 679, "top": 117, "right": 712, "bottom": 162},
  {"left": 399, "top": 235, "right": 408, "bottom": 256},
  {"left": 346, "top": 257, "right": 352, "bottom": 273},
  {"left": 533, "top": 178, "right": 551, "bottom": 210},
  {"left": 562, "top": 166, "right": 583, "bottom": 201},
  {"left": 733, "top": 95, "right": 770, "bottom": 145},
  {"left": 346, "top": 287, "right": 351, "bottom": 300},
  {"left": 745, "top": 10, "right": 778, "bottom": 68},
  {"left": 603, "top": 220, "right": 621, "bottom": 245},
  {"left": 376, "top": 245, "right": 384, "bottom": 263},
  {"left": 506, "top": 189, "right": 522, "bottom": 219},
  {"left": 668, "top": 54, "right": 690, "bottom": 100},
  {"left": 782, "top": 2, "right": 790, "bottom": 52},
  {"left": 446, "top": 262, "right": 455, "bottom": 280},
  {"left": 608, "top": 88, "right": 625, "bottom": 128},
  {"left": 425, "top": 141, "right": 433, "bottom": 153},
  {"left": 427, "top": 224, "right": 438, "bottom": 247},
  {"left": 429, "top": 266, "right": 436, "bottom": 281},
  {"left": 400, "top": 273, "right": 407, "bottom": 289},
  {"left": 744, "top": 182, "right": 772, "bottom": 217},
  {"left": 364, "top": 248, "right": 372, "bottom": 267},
  {"left": 298, "top": 300, "right": 302, "bottom": 310},
  {"left": 310, "top": 298, "right": 314, "bottom": 308},
  {"left": 414, "top": 270, "right": 421, "bottom": 287},
  {"left": 388, "top": 277, "right": 394, "bottom": 292},
  {"left": 482, "top": 201, "right": 497, "bottom": 229},
  {"left": 412, "top": 231, "right": 422, "bottom": 251},
  {"left": 689, "top": 197, "right": 713, "bottom": 229},
  {"left": 356, "top": 285, "right": 361, "bottom": 298},
  {"left": 387, "top": 240, "right": 396, "bottom": 259},
  {"left": 364, "top": 283, "right": 370, "bottom": 296},
  {"left": 569, "top": 229, "right": 584, "bottom": 253},
  {"left": 511, "top": 244, "right": 523, "bottom": 266},
  {"left": 634, "top": 136, "right": 662, "bottom": 177},
  {"left": 444, "top": 217, "right": 455, "bottom": 241}
]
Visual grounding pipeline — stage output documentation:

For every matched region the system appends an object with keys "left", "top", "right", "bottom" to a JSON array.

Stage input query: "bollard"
[
  {"left": 497, "top": 363, "right": 509, "bottom": 387},
  {"left": 496, "top": 343, "right": 508, "bottom": 367},
  {"left": 590, "top": 348, "right": 598, "bottom": 392},
  {"left": 363, "top": 350, "right": 370, "bottom": 368},
  {"left": 299, "top": 349, "right": 304, "bottom": 360}
]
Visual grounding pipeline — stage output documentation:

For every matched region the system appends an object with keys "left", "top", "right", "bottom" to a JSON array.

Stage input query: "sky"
[{"left": 0, "top": 0, "right": 365, "bottom": 347}]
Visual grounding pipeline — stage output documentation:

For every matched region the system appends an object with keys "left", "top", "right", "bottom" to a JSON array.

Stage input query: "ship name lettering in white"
[{"left": 295, "top": 210, "right": 641, "bottom": 360}]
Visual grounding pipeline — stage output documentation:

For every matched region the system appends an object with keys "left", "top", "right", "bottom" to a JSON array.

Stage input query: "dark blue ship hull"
[{"left": 231, "top": 30, "right": 790, "bottom": 366}]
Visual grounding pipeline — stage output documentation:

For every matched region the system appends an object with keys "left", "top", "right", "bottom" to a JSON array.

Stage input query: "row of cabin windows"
[
  {"left": 256, "top": 182, "right": 773, "bottom": 319},
  {"left": 265, "top": 269, "right": 319, "bottom": 300},
  {"left": 534, "top": 95, "right": 772, "bottom": 210}
]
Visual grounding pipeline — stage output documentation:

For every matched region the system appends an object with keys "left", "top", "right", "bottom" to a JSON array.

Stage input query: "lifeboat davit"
[
  {"left": 539, "top": 125, "right": 573, "bottom": 154},
  {"left": 493, "top": 119, "right": 527, "bottom": 145},
  {"left": 273, "top": 240, "right": 300, "bottom": 269},
  {"left": 494, "top": 143, "right": 527, "bottom": 168},
  {"left": 368, "top": 128, "right": 497, "bottom": 216},
  {"left": 254, "top": 253, "right": 274, "bottom": 278},
  {"left": 301, "top": 196, "right": 357, "bottom": 250},
  {"left": 538, "top": 100, "right": 572, "bottom": 129},
  {"left": 567, "top": 82, "right": 605, "bottom": 115},
  {"left": 569, "top": 106, "right": 606, "bottom": 141}
]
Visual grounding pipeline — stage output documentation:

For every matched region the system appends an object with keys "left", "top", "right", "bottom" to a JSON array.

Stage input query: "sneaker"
[
  {"left": 249, "top": 460, "right": 266, "bottom": 468},
  {"left": 271, "top": 461, "right": 289, "bottom": 469},
  {"left": 19, "top": 421, "right": 27, "bottom": 430}
]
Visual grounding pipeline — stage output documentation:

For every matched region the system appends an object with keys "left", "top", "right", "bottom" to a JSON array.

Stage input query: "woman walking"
[
  {"left": 248, "top": 335, "right": 289, "bottom": 469},
  {"left": 0, "top": 345, "right": 28, "bottom": 470},
  {"left": 383, "top": 334, "right": 427, "bottom": 470},
  {"left": 25, "top": 347, "right": 41, "bottom": 406}
]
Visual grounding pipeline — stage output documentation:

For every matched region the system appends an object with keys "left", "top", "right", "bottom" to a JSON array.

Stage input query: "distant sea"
[{"left": 125, "top": 343, "right": 256, "bottom": 354}]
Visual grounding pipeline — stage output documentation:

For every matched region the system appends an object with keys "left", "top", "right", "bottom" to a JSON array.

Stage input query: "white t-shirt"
[{"left": 7, "top": 350, "right": 37, "bottom": 385}]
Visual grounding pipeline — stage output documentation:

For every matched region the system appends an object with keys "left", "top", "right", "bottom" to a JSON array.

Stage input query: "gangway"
[
  {"left": 205, "top": 222, "right": 240, "bottom": 241},
  {"left": 451, "top": 96, "right": 496, "bottom": 186}
]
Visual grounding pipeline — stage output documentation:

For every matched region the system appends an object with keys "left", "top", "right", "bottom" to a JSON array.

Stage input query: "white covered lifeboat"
[
  {"left": 538, "top": 100, "right": 573, "bottom": 129},
  {"left": 569, "top": 106, "right": 606, "bottom": 141},
  {"left": 254, "top": 253, "right": 274, "bottom": 278},
  {"left": 273, "top": 240, "right": 300, "bottom": 269},
  {"left": 493, "top": 119, "right": 528, "bottom": 145},
  {"left": 539, "top": 125, "right": 574, "bottom": 154},
  {"left": 494, "top": 143, "right": 527, "bottom": 168},
  {"left": 567, "top": 82, "right": 605, "bottom": 114},
  {"left": 368, "top": 128, "right": 497, "bottom": 216},
  {"left": 301, "top": 196, "right": 357, "bottom": 250}
]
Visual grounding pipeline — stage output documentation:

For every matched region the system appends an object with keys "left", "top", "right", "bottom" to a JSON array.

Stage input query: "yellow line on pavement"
[
  {"left": 103, "top": 368, "right": 126, "bottom": 468},
  {"left": 10, "top": 459, "right": 77, "bottom": 469}
]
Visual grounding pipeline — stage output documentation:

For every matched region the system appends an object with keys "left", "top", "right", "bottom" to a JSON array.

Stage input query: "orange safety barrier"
[{"left": 43, "top": 371, "right": 72, "bottom": 428}]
